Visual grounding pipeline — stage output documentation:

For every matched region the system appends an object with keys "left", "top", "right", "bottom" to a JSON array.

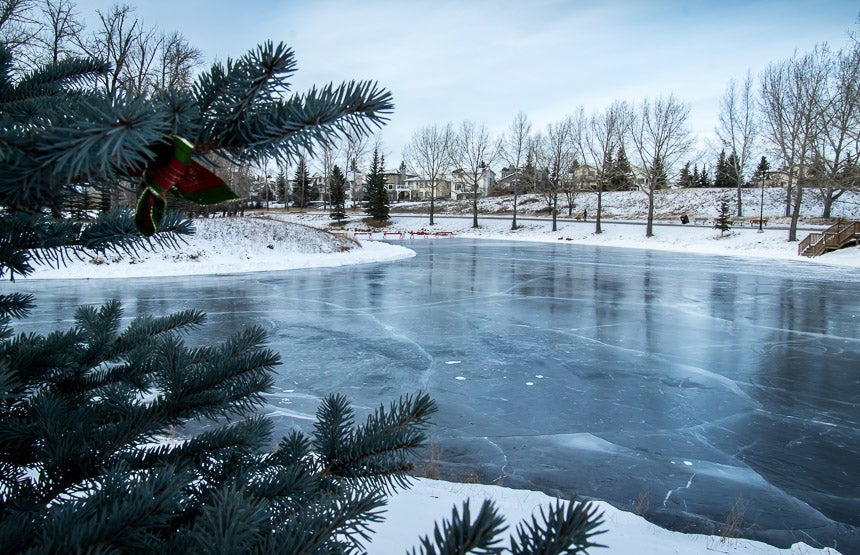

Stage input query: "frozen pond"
[{"left": 9, "top": 239, "right": 859, "bottom": 551}]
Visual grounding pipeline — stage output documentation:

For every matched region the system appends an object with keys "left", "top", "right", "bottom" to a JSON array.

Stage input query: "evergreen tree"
[
  {"left": 677, "top": 161, "right": 691, "bottom": 187},
  {"left": 365, "top": 148, "right": 390, "bottom": 221},
  {"left": 692, "top": 164, "right": 700, "bottom": 188},
  {"left": 330, "top": 164, "right": 347, "bottom": 221},
  {"left": 714, "top": 149, "right": 731, "bottom": 188},
  {"left": 292, "top": 157, "right": 311, "bottom": 208},
  {"left": 275, "top": 168, "right": 287, "bottom": 204},
  {"left": 714, "top": 197, "right": 733, "bottom": 236},
  {"left": 610, "top": 146, "right": 633, "bottom": 190},
  {"left": 1, "top": 38, "right": 605, "bottom": 554},
  {"left": 523, "top": 149, "right": 538, "bottom": 193},
  {"left": 726, "top": 150, "right": 743, "bottom": 189},
  {"left": 698, "top": 166, "right": 713, "bottom": 188},
  {"left": 751, "top": 155, "right": 771, "bottom": 186},
  {"left": 651, "top": 156, "right": 669, "bottom": 189}
]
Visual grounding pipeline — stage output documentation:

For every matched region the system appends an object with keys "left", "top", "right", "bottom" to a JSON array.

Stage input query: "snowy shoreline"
[{"left": 22, "top": 210, "right": 860, "bottom": 281}]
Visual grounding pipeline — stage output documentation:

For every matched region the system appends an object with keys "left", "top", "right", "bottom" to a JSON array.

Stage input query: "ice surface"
[{"left": 7, "top": 239, "right": 858, "bottom": 551}]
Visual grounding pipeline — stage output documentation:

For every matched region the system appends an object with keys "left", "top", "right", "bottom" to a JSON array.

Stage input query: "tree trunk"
[
  {"left": 511, "top": 188, "right": 518, "bottom": 230},
  {"left": 595, "top": 187, "right": 603, "bottom": 234},
  {"left": 430, "top": 184, "right": 435, "bottom": 226},
  {"left": 788, "top": 182, "right": 803, "bottom": 242},
  {"left": 646, "top": 186, "right": 655, "bottom": 237},
  {"left": 736, "top": 183, "right": 743, "bottom": 217},
  {"left": 551, "top": 194, "right": 558, "bottom": 232},
  {"left": 472, "top": 187, "right": 478, "bottom": 228}
]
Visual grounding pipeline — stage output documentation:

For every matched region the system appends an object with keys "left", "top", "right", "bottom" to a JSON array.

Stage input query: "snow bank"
[
  {"left": 26, "top": 216, "right": 416, "bottom": 280},
  {"left": 372, "top": 479, "right": 840, "bottom": 554}
]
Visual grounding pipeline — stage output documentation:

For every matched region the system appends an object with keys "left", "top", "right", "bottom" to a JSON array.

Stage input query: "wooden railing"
[{"left": 798, "top": 221, "right": 860, "bottom": 257}]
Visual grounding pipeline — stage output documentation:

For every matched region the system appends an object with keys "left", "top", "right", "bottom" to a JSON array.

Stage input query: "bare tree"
[
  {"left": 816, "top": 42, "right": 860, "bottom": 217},
  {"left": 152, "top": 31, "right": 202, "bottom": 91},
  {"left": 404, "top": 123, "right": 453, "bottom": 226},
  {"left": 627, "top": 94, "right": 693, "bottom": 237},
  {"left": 534, "top": 116, "right": 575, "bottom": 232},
  {"left": 580, "top": 101, "right": 626, "bottom": 234},
  {"left": 452, "top": 120, "right": 498, "bottom": 228},
  {"left": 717, "top": 71, "right": 758, "bottom": 216},
  {"left": 26, "top": 0, "right": 81, "bottom": 66},
  {"left": 0, "top": 0, "right": 41, "bottom": 69},
  {"left": 759, "top": 45, "right": 831, "bottom": 241},
  {"left": 340, "top": 129, "right": 370, "bottom": 209},
  {"left": 120, "top": 21, "right": 159, "bottom": 97},
  {"left": 77, "top": 4, "right": 141, "bottom": 100},
  {"left": 316, "top": 145, "right": 336, "bottom": 210},
  {"left": 500, "top": 112, "right": 532, "bottom": 230}
]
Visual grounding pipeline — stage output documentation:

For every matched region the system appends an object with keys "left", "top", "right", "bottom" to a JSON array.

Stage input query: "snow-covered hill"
[{"left": 393, "top": 187, "right": 860, "bottom": 223}]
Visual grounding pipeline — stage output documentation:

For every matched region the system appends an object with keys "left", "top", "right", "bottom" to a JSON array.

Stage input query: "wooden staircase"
[{"left": 798, "top": 220, "right": 860, "bottom": 257}]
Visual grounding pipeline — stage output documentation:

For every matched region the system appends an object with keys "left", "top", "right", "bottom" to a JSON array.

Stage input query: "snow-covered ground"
[
  {"left": 26, "top": 216, "right": 415, "bottom": 279},
  {"left": 19, "top": 196, "right": 854, "bottom": 553},
  {"left": 396, "top": 187, "right": 860, "bottom": 222},
  {"left": 375, "top": 479, "right": 840, "bottom": 555}
]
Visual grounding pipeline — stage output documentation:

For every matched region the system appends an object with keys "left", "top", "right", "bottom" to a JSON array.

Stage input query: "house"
[
  {"left": 495, "top": 166, "right": 527, "bottom": 194},
  {"left": 401, "top": 176, "right": 452, "bottom": 200},
  {"left": 450, "top": 167, "right": 497, "bottom": 200},
  {"left": 383, "top": 165, "right": 414, "bottom": 202}
]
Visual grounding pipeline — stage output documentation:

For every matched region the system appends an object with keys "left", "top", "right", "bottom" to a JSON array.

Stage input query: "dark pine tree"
[
  {"left": 752, "top": 155, "right": 771, "bottom": 186},
  {"left": 330, "top": 164, "right": 347, "bottom": 221},
  {"left": 714, "top": 197, "right": 733, "bottom": 236},
  {"left": 292, "top": 157, "right": 311, "bottom": 208},
  {"left": 275, "top": 168, "right": 287, "bottom": 204},
  {"left": 0, "top": 37, "right": 605, "bottom": 554},
  {"left": 610, "top": 146, "right": 633, "bottom": 190},
  {"left": 699, "top": 166, "right": 713, "bottom": 188},
  {"left": 692, "top": 164, "right": 700, "bottom": 188},
  {"left": 365, "top": 148, "right": 390, "bottom": 221},
  {"left": 714, "top": 149, "right": 730, "bottom": 189},
  {"left": 651, "top": 156, "right": 669, "bottom": 189},
  {"left": 677, "top": 161, "right": 694, "bottom": 188},
  {"left": 726, "top": 150, "right": 743, "bottom": 189}
]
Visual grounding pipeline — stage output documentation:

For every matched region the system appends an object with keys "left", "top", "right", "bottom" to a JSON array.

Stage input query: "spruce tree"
[
  {"left": 292, "top": 157, "right": 311, "bottom": 208},
  {"left": 714, "top": 149, "right": 730, "bottom": 188},
  {"left": 1, "top": 37, "right": 605, "bottom": 554},
  {"left": 752, "top": 155, "right": 771, "bottom": 185},
  {"left": 365, "top": 148, "right": 390, "bottom": 221},
  {"left": 699, "top": 166, "right": 713, "bottom": 188},
  {"left": 677, "top": 161, "right": 691, "bottom": 187},
  {"left": 610, "top": 146, "right": 634, "bottom": 190},
  {"left": 726, "top": 150, "right": 743, "bottom": 189},
  {"left": 714, "top": 197, "right": 733, "bottom": 236},
  {"left": 651, "top": 156, "right": 669, "bottom": 189},
  {"left": 330, "top": 164, "right": 347, "bottom": 221},
  {"left": 275, "top": 168, "right": 287, "bottom": 204}
]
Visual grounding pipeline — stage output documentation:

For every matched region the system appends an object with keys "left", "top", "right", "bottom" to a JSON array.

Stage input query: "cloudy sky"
[{"left": 74, "top": 0, "right": 857, "bottom": 168}]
